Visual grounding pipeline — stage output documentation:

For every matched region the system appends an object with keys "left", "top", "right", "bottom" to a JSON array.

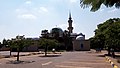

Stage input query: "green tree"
[
  {"left": 89, "top": 37, "right": 101, "bottom": 49},
  {"left": 2, "top": 38, "right": 8, "bottom": 47},
  {"left": 23, "top": 38, "right": 33, "bottom": 51},
  {"left": 39, "top": 38, "right": 59, "bottom": 56},
  {"left": 9, "top": 35, "right": 25, "bottom": 61},
  {"left": 93, "top": 18, "right": 120, "bottom": 55},
  {"left": 41, "top": 30, "right": 49, "bottom": 38},
  {"left": 7, "top": 39, "right": 13, "bottom": 56},
  {"left": 41, "top": 29, "right": 49, "bottom": 56},
  {"left": 80, "top": 0, "right": 120, "bottom": 11},
  {"left": 47, "top": 39, "right": 59, "bottom": 50},
  {"left": 8, "top": 36, "right": 35, "bottom": 58},
  {"left": 63, "top": 30, "right": 72, "bottom": 51},
  {"left": 0, "top": 42, "right": 2, "bottom": 50}
]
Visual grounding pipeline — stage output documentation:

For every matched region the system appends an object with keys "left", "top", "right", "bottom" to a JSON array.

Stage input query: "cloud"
[
  {"left": 15, "top": 8, "right": 28, "bottom": 13},
  {"left": 15, "top": 9, "right": 21, "bottom": 12},
  {"left": 25, "top": 0, "right": 32, "bottom": 5},
  {"left": 70, "top": 0, "right": 78, "bottom": 3},
  {"left": 18, "top": 14, "right": 37, "bottom": 20},
  {"left": 108, "top": 9, "right": 118, "bottom": 13},
  {"left": 39, "top": 7, "right": 48, "bottom": 13}
]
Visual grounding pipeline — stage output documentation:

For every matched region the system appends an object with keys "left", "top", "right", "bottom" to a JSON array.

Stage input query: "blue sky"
[{"left": 0, "top": 0, "right": 120, "bottom": 42}]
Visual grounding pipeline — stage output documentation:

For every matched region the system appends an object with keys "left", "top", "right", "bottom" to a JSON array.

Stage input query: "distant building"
[
  {"left": 73, "top": 33, "right": 90, "bottom": 51},
  {"left": 40, "top": 12, "right": 90, "bottom": 51},
  {"left": 67, "top": 12, "right": 90, "bottom": 51}
]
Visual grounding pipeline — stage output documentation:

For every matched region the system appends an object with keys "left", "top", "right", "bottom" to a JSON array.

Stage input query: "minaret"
[{"left": 68, "top": 12, "right": 73, "bottom": 33}]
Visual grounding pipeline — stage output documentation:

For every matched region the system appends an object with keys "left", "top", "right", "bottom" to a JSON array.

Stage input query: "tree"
[
  {"left": 63, "top": 30, "right": 70, "bottom": 50},
  {"left": 63, "top": 30, "right": 73, "bottom": 51},
  {"left": 80, "top": 0, "right": 120, "bottom": 11},
  {"left": 39, "top": 38, "right": 59, "bottom": 56},
  {"left": 0, "top": 42, "right": 2, "bottom": 50},
  {"left": 41, "top": 29, "right": 49, "bottom": 56},
  {"left": 92, "top": 18, "right": 120, "bottom": 56},
  {"left": 15, "top": 35, "right": 25, "bottom": 61},
  {"left": 7, "top": 39, "right": 12, "bottom": 56},
  {"left": 41, "top": 30, "right": 49, "bottom": 38},
  {"left": 23, "top": 38, "right": 33, "bottom": 51},
  {"left": 2, "top": 38, "right": 8, "bottom": 47},
  {"left": 9, "top": 35, "right": 25, "bottom": 61}
]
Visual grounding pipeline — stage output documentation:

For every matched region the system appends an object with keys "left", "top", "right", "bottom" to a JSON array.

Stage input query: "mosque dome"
[
  {"left": 50, "top": 27, "right": 63, "bottom": 37},
  {"left": 76, "top": 36, "right": 85, "bottom": 40},
  {"left": 76, "top": 33, "right": 85, "bottom": 40}
]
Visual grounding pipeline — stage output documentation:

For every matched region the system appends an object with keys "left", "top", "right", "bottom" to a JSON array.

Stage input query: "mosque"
[
  {"left": 1, "top": 12, "right": 90, "bottom": 51},
  {"left": 42, "top": 12, "right": 90, "bottom": 51}
]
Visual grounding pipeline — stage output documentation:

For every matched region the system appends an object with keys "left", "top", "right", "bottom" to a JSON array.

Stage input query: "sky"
[{"left": 0, "top": 0, "right": 120, "bottom": 42}]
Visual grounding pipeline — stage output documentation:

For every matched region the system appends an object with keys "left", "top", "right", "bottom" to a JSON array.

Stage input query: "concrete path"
[
  {"left": 0, "top": 51, "right": 30, "bottom": 56},
  {"left": 0, "top": 51, "right": 112, "bottom": 68}
]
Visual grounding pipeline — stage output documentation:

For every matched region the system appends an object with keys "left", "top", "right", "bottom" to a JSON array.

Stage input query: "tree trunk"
[
  {"left": 45, "top": 44, "right": 47, "bottom": 56},
  {"left": 10, "top": 48, "right": 12, "bottom": 56},
  {"left": 107, "top": 47, "right": 111, "bottom": 56},
  {"left": 17, "top": 48, "right": 20, "bottom": 61},
  {"left": 112, "top": 51, "right": 115, "bottom": 58}
]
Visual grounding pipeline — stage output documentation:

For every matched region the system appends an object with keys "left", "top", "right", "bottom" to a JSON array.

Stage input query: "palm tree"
[{"left": 80, "top": 0, "right": 120, "bottom": 11}]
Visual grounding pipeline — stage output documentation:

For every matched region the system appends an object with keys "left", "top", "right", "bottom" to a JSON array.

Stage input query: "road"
[{"left": 0, "top": 51, "right": 112, "bottom": 68}]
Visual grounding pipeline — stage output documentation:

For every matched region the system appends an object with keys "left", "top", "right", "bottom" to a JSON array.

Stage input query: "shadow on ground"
[
  {"left": 96, "top": 54, "right": 105, "bottom": 57},
  {"left": 6, "top": 60, "right": 35, "bottom": 64},
  {"left": 39, "top": 54, "right": 61, "bottom": 57},
  {"left": 115, "top": 55, "right": 120, "bottom": 58},
  {"left": 105, "top": 54, "right": 120, "bottom": 58}
]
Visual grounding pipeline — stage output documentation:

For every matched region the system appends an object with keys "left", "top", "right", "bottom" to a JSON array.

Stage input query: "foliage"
[
  {"left": 7, "top": 37, "right": 34, "bottom": 51},
  {"left": 89, "top": 37, "right": 99, "bottom": 49},
  {"left": 0, "top": 42, "right": 2, "bottom": 48},
  {"left": 91, "top": 18, "right": 120, "bottom": 51},
  {"left": 23, "top": 38, "right": 33, "bottom": 48},
  {"left": 63, "top": 30, "right": 73, "bottom": 51},
  {"left": 39, "top": 38, "right": 59, "bottom": 50},
  {"left": 3, "top": 36, "right": 28, "bottom": 51},
  {"left": 41, "top": 29, "right": 49, "bottom": 38},
  {"left": 80, "top": 0, "right": 120, "bottom": 11},
  {"left": 2, "top": 38, "right": 8, "bottom": 47}
]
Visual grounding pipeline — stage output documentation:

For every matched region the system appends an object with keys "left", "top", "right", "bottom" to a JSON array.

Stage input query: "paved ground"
[
  {"left": 104, "top": 52, "right": 120, "bottom": 68},
  {"left": 0, "top": 51, "right": 30, "bottom": 56},
  {"left": 0, "top": 51, "right": 112, "bottom": 68}
]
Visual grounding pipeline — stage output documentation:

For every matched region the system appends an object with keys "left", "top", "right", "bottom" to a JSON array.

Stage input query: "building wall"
[
  {"left": 73, "top": 40, "right": 90, "bottom": 51},
  {"left": 22, "top": 45, "right": 38, "bottom": 52}
]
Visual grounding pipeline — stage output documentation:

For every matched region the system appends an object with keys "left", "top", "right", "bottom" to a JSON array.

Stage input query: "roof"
[{"left": 50, "top": 27, "right": 63, "bottom": 33}]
